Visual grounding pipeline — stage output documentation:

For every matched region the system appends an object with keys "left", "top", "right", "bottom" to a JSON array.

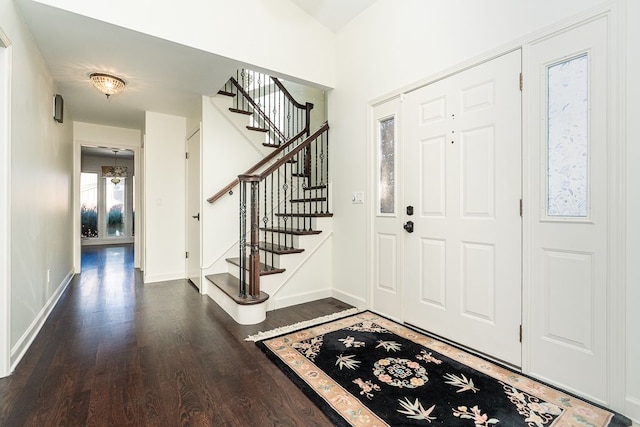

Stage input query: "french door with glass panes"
[{"left": 80, "top": 171, "right": 131, "bottom": 240}]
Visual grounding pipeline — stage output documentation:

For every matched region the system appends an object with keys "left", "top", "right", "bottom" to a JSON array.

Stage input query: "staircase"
[{"left": 204, "top": 69, "right": 332, "bottom": 324}]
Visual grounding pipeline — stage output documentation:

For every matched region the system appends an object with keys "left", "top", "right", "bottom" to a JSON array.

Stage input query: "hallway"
[{"left": 0, "top": 245, "right": 349, "bottom": 426}]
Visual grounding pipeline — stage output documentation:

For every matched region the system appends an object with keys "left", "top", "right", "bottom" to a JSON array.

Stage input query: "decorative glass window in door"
[
  {"left": 379, "top": 117, "right": 395, "bottom": 214},
  {"left": 546, "top": 54, "right": 589, "bottom": 217}
]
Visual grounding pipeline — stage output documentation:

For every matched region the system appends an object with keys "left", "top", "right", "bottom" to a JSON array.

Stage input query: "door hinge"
[
  {"left": 519, "top": 199, "right": 523, "bottom": 217},
  {"left": 519, "top": 324, "right": 523, "bottom": 343},
  {"left": 185, "top": 152, "right": 189, "bottom": 159},
  {"left": 519, "top": 72, "right": 523, "bottom": 91},
  {"left": 185, "top": 251, "right": 189, "bottom": 259}
]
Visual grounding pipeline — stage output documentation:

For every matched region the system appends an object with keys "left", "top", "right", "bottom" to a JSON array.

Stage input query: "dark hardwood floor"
[{"left": 0, "top": 244, "right": 351, "bottom": 426}]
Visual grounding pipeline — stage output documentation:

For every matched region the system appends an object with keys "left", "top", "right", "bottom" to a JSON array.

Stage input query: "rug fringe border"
[{"left": 244, "top": 307, "right": 362, "bottom": 342}]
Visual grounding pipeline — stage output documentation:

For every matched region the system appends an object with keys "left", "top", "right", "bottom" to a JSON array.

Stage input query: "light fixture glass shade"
[{"left": 90, "top": 73, "right": 125, "bottom": 98}]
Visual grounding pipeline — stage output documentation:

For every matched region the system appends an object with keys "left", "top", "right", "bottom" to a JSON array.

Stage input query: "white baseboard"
[
  {"left": 271, "top": 289, "right": 332, "bottom": 311},
  {"left": 10, "top": 270, "right": 74, "bottom": 371},
  {"left": 627, "top": 396, "right": 640, "bottom": 424},
  {"left": 331, "top": 289, "right": 367, "bottom": 309},
  {"left": 143, "top": 272, "right": 185, "bottom": 284}
]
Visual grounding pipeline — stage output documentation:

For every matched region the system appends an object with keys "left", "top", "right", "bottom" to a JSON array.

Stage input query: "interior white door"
[
  {"left": 186, "top": 129, "right": 201, "bottom": 290},
  {"left": 371, "top": 97, "right": 403, "bottom": 320},
  {"left": 403, "top": 50, "right": 522, "bottom": 366},
  {"left": 527, "top": 16, "right": 609, "bottom": 403}
]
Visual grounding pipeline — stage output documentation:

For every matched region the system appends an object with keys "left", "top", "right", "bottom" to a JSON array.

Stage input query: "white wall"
[
  {"left": 0, "top": 0, "right": 74, "bottom": 374},
  {"left": 34, "top": 0, "right": 336, "bottom": 89},
  {"left": 0, "top": 24, "right": 11, "bottom": 378},
  {"left": 625, "top": 0, "right": 640, "bottom": 420},
  {"left": 143, "top": 111, "right": 186, "bottom": 283},
  {"left": 330, "top": 0, "right": 636, "bottom": 419},
  {"left": 73, "top": 122, "right": 142, "bottom": 268}
]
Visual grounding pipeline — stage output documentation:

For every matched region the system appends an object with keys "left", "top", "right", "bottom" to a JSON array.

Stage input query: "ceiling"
[
  {"left": 81, "top": 146, "right": 133, "bottom": 160},
  {"left": 15, "top": 0, "right": 375, "bottom": 134},
  {"left": 291, "top": 0, "right": 376, "bottom": 32}
]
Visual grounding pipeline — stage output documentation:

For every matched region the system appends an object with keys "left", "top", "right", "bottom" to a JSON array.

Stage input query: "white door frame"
[
  {"left": 366, "top": 2, "right": 626, "bottom": 413},
  {"left": 73, "top": 140, "right": 143, "bottom": 273},
  {"left": 0, "top": 27, "right": 12, "bottom": 378}
]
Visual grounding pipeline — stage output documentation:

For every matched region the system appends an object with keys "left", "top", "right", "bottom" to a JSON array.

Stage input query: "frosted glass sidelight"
[
  {"left": 547, "top": 54, "right": 589, "bottom": 217},
  {"left": 379, "top": 117, "right": 395, "bottom": 214}
]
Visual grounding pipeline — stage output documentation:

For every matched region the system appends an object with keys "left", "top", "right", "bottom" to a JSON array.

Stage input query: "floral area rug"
[{"left": 255, "top": 311, "right": 631, "bottom": 427}]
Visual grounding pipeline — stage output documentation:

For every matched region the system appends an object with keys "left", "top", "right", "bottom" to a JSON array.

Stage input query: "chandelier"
[
  {"left": 101, "top": 150, "right": 128, "bottom": 185},
  {"left": 89, "top": 73, "right": 126, "bottom": 98}
]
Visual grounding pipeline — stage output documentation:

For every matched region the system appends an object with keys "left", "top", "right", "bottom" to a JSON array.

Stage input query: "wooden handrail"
[
  {"left": 206, "top": 128, "right": 308, "bottom": 203},
  {"left": 271, "top": 77, "right": 313, "bottom": 111},
  {"left": 239, "top": 122, "right": 329, "bottom": 183},
  {"left": 229, "top": 77, "right": 286, "bottom": 143}
]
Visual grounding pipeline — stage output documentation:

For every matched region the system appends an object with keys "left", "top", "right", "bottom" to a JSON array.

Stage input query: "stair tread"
[
  {"left": 275, "top": 212, "right": 333, "bottom": 218},
  {"left": 225, "top": 257, "right": 285, "bottom": 275},
  {"left": 290, "top": 197, "right": 327, "bottom": 203},
  {"left": 217, "top": 90, "right": 236, "bottom": 97},
  {"left": 204, "top": 273, "right": 269, "bottom": 305},
  {"left": 229, "top": 108, "right": 252, "bottom": 115},
  {"left": 247, "top": 126, "right": 269, "bottom": 133},
  {"left": 259, "top": 242, "right": 304, "bottom": 255},
  {"left": 260, "top": 227, "right": 322, "bottom": 236},
  {"left": 304, "top": 185, "right": 327, "bottom": 191},
  {"left": 263, "top": 143, "right": 281, "bottom": 148}
]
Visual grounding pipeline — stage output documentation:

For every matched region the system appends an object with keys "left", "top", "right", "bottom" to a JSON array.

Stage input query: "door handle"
[
  {"left": 192, "top": 213, "right": 200, "bottom": 221},
  {"left": 403, "top": 221, "right": 414, "bottom": 233}
]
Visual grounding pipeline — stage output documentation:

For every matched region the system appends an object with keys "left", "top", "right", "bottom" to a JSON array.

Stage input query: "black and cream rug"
[{"left": 254, "top": 311, "right": 631, "bottom": 426}]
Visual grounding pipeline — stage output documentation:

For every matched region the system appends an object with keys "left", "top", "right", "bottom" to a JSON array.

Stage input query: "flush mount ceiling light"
[{"left": 89, "top": 72, "right": 126, "bottom": 98}]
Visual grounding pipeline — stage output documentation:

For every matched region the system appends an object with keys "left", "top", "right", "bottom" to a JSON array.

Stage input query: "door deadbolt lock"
[
  {"left": 406, "top": 205, "right": 414, "bottom": 216},
  {"left": 403, "top": 221, "right": 414, "bottom": 233}
]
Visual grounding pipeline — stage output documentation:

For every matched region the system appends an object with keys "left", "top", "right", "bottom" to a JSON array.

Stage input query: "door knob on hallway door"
[{"left": 403, "top": 221, "right": 414, "bottom": 233}]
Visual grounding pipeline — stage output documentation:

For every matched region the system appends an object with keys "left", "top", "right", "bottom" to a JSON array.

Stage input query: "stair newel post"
[
  {"left": 244, "top": 174, "right": 262, "bottom": 298},
  {"left": 238, "top": 178, "right": 247, "bottom": 298}
]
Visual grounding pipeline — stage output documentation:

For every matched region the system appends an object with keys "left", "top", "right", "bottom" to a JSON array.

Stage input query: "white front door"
[
  {"left": 526, "top": 16, "right": 609, "bottom": 403},
  {"left": 186, "top": 129, "right": 201, "bottom": 290},
  {"left": 402, "top": 50, "right": 522, "bottom": 366},
  {"left": 371, "top": 97, "right": 403, "bottom": 320}
]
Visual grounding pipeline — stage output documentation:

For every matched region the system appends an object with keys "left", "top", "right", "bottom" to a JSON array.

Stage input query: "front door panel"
[{"left": 403, "top": 50, "right": 522, "bottom": 366}]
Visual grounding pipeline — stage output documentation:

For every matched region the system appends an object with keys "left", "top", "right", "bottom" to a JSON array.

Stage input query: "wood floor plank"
[{"left": 0, "top": 244, "right": 351, "bottom": 426}]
